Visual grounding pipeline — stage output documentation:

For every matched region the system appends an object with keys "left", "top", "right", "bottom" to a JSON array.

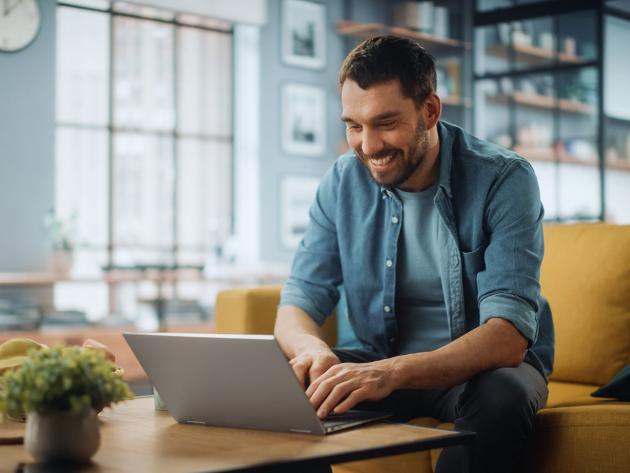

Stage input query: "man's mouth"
[
  {"left": 371, "top": 155, "right": 394, "bottom": 165},
  {"left": 368, "top": 153, "right": 397, "bottom": 171}
]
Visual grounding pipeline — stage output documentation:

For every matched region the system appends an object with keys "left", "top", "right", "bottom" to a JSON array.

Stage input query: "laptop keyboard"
[{"left": 323, "top": 410, "right": 388, "bottom": 431}]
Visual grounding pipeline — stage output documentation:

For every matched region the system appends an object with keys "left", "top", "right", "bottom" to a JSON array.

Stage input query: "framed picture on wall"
[
  {"left": 282, "top": 83, "right": 326, "bottom": 156},
  {"left": 282, "top": 0, "right": 326, "bottom": 69},
  {"left": 281, "top": 175, "right": 320, "bottom": 249}
]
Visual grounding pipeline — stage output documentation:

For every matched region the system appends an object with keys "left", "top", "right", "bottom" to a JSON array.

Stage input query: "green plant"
[
  {"left": 43, "top": 210, "right": 76, "bottom": 251},
  {"left": 0, "top": 345, "right": 133, "bottom": 417}
]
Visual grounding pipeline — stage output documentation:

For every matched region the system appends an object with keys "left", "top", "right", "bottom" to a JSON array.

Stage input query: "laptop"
[{"left": 123, "top": 332, "right": 391, "bottom": 435}]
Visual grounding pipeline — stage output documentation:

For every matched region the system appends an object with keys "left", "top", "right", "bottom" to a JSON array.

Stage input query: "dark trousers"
[{"left": 328, "top": 348, "right": 549, "bottom": 473}]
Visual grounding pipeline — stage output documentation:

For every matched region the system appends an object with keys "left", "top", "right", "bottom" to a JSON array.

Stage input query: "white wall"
[{"left": 0, "top": 0, "right": 56, "bottom": 272}]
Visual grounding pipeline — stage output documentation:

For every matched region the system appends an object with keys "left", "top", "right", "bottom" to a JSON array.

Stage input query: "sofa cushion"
[
  {"left": 546, "top": 380, "right": 612, "bottom": 408},
  {"left": 591, "top": 364, "right": 630, "bottom": 401},
  {"left": 522, "top": 404, "right": 630, "bottom": 473},
  {"left": 541, "top": 224, "right": 630, "bottom": 386}
]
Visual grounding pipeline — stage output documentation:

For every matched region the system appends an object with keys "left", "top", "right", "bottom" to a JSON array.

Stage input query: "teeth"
[{"left": 370, "top": 155, "right": 394, "bottom": 166}]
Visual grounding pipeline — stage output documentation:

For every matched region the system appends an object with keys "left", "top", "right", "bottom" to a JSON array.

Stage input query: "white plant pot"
[
  {"left": 25, "top": 410, "right": 100, "bottom": 463},
  {"left": 51, "top": 250, "right": 74, "bottom": 275}
]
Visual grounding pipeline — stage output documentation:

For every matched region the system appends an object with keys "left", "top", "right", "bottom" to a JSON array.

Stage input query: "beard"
[{"left": 356, "top": 118, "right": 430, "bottom": 189}]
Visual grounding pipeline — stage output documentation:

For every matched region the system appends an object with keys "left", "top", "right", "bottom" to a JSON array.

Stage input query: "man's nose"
[{"left": 361, "top": 129, "right": 384, "bottom": 156}]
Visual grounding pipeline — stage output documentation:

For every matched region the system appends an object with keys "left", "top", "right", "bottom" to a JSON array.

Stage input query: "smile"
[{"left": 369, "top": 154, "right": 396, "bottom": 169}]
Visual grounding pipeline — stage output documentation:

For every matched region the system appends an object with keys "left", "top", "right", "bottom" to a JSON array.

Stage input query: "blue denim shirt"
[{"left": 280, "top": 121, "right": 554, "bottom": 378}]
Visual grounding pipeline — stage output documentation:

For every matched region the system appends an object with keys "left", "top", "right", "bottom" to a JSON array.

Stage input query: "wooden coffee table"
[{"left": 1, "top": 397, "right": 475, "bottom": 472}]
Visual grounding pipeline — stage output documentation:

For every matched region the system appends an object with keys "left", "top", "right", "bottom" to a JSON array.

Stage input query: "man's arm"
[
  {"left": 306, "top": 317, "right": 527, "bottom": 418},
  {"left": 274, "top": 305, "right": 340, "bottom": 389},
  {"left": 393, "top": 317, "right": 527, "bottom": 389}
]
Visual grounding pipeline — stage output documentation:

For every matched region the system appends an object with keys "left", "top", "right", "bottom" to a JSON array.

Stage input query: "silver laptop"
[{"left": 123, "top": 332, "right": 391, "bottom": 435}]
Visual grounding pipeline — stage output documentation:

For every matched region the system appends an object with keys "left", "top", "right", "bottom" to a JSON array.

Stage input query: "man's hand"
[
  {"left": 305, "top": 359, "right": 399, "bottom": 419},
  {"left": 289, "top": 346, "right": 340, "bottom": 389},
  {"left": 82, "top": 338, "right": 116, "bottom": 363}
]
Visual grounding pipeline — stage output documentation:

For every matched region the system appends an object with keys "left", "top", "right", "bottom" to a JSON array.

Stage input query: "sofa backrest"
[
  {"left": 541, "top": 223, "right": 630, "bottom": 385},
  {"left": 215, "top": 286, "right": 338, "bottom": 347}
]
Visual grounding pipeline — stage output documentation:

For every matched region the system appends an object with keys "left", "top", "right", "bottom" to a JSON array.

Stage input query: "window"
[{"left": 55, "top": 1, "right": 233, "bottom": 319}]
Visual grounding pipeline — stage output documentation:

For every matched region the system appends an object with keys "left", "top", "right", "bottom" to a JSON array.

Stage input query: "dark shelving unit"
[{"left": 473, "top": 0, "right": 630, "bottom": 223}]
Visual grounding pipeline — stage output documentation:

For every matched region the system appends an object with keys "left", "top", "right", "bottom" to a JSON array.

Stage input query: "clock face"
[{"left": 0, "top": 0, "right": 41, "bottom": 52}]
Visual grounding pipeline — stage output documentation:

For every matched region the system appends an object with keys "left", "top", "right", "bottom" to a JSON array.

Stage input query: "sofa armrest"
[{"left": 215, "top": 286, "right": 337, "bottom": 347}]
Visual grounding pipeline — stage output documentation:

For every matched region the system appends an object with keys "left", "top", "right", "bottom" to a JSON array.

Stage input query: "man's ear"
[{"left": 423, "top": 93, "right": 441, "bottom": 129}]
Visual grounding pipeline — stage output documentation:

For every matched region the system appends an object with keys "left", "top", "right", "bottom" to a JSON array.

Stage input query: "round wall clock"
[{"left": 0, "top": 0, "right": 41, "bottom": 52}]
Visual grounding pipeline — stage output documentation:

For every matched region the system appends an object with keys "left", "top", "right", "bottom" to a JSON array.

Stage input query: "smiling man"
[{"left": 275, "top": 36, "right": 554, "bottom": 473}]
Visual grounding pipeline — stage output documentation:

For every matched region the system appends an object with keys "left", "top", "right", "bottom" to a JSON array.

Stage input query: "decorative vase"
[
  {"left": 25, "top": 410, "right": 100, "bottom": 463},
  {"left": 51, "top": 250, "right": 74, "bottom": 276}
]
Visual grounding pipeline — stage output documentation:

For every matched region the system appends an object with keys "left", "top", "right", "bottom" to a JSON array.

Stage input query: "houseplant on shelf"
[
  {"left": 43, "top": 209, "right": 76, "bottom": 275},
  {"left": 0, "top": 345, "right": 133, "bottom": 463}
]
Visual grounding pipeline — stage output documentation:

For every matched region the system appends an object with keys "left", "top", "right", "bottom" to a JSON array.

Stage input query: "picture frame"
[
  {"left": 282, "top": 0, "right": 326, "bottom": 70},
  {"left": 281, "top": 83, "right": 326, "bottom": 157},
  {"left": 281, "top": 175, "right": 320, "bottom": 249}
]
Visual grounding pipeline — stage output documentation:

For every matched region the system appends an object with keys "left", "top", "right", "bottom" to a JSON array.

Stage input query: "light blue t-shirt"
[{"left": 394, "top": 183, "right": 451, "bottom": 355}]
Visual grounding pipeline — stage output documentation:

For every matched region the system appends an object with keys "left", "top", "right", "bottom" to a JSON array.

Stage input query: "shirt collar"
[{"left": 436, "top": 121, "right": 453, "bottom": 198}]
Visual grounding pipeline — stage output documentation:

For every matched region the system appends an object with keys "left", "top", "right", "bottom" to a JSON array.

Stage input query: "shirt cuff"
[
  {"left": 479, "top": 293, "right": 538, "bottom": 345},
  {"left": 279, "top": 285, "right": 329, "bottom": 326}
]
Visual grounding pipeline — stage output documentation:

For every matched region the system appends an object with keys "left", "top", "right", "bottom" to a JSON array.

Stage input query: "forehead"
[{"left": 341, "top": 79, "right": 414, "bottom": 121}]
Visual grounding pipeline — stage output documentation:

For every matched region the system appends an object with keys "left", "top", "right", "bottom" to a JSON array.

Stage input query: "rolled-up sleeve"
[
  {"left": 477, "top": 158, "right": 544, "bottom": 345},
  {"left": 280, "top": 162, "right": 343, "bottom": 326}
]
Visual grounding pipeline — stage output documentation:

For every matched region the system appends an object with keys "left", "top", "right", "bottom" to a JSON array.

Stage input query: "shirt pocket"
[{"left": 461, "top": 245, "right": 486, "bottom": 276}]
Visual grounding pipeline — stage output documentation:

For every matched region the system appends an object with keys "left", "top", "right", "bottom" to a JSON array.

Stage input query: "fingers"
[
  {"left": 332, "top": 389, "right": 368, "bottom": 415},
  {"left": 307, "top": 365, "right": 351, "bottom": 412},
  {"left": 307, "top": 361, "right": 394, "bottom": 418},
  {"left": 82, "top": 338, "right": 116, "bottom": 363},
  {"left": 316, "top": 380, "right": 366, "bottom": 418},
  {"left": 308, "top": 359, "right": 333, "bottom": 386},
  {"left": 290, "top": 351, "right": 341, "bottom": 390},
  {"left": 289, "top": 357, "right": 310, "bottom": 389},
  {"left": 305, "top": 363, "right": 339, "bottom": 398}
]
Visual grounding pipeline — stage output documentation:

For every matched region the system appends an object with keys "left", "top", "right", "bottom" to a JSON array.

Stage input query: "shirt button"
[
  {"left": 386, "top": 259, "right": 393, "bottom": 268},
  {"left": 384, "top": 305, "right": 391, "bottom": 313},
  {"left": 452, "top": 256, "right": 460, "bottom": 268},
  {"left": 389, "top": 337, "right": 396, "bottom": 343},
  {"left": 391, "top": 216, "right": 399, "bottom": 224}
]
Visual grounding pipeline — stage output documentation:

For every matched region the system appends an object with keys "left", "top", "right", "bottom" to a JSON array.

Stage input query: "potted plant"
[
  {"left": 0, "top": 345, "right": 133, "bottom": 463},
  {"left": 43, "top": 210, "right": 76, "bottom": 275}
]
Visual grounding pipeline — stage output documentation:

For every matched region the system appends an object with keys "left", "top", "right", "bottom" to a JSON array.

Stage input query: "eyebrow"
[{"left": 341, "top": 111, "right": 401, "bottom": 123}]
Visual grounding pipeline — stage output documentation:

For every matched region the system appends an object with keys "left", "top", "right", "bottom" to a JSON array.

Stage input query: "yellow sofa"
[{"left": 215, "top": 224, "right": 630, "bottom": 473}]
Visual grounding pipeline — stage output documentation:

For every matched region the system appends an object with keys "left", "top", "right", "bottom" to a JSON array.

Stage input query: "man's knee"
[{"left": 456, "top": 366, "right": 543, "bottom": 430}]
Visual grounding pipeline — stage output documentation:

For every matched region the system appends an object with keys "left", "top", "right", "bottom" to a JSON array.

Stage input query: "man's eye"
[
  {"left": 379, "top": 121, "right": 395, "bottom": 129},
  {"left": 346, "top": 124, "right": 361, "bottom": 131}
]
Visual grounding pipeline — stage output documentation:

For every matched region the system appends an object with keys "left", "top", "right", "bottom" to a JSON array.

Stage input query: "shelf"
[
  {"left": 513, "top": 146, "right": 599, "bottom": 167},
  {"left": 606, "top": 114, "right": 630, "bottom": 124},
  {"left": 513, "top": 146, "right": 556, "bottom": 163},
  {"left": 558, "top": 153, "right": 599, "bottom": 167},
  {"left": 336, "top": 21, "right": 470, "bottom": 53},
  {"left": 557, "top": 98, "right": 594, "bottom": 114},
  {"left": 486, "top": 92, "right": 594, "bottom": 114},
  {"left": 486, "top": 44, "right": 589, "bottom": 65},
  {"left": 0, "top": 273, "right": 63, "bottom": 286},
  {"left": 441, "top": 95, "right": 472, "bottom": 108},
  {"left": 607, "top": 158, "right": 630, "bottom": 172}
]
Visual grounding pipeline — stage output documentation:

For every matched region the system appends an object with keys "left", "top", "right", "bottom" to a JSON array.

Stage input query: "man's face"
[{"left": 341, "top": 79, "right": 430, "bottom": 189}]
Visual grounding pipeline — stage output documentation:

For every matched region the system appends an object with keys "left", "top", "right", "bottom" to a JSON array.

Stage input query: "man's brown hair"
[{"left": 339, "top": 35, "right": 437, "bottom": 108}]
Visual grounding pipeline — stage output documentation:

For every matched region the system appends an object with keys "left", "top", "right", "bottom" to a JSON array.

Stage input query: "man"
[{"left": 275, "top": 36, "right": 554, "bottom": 473}]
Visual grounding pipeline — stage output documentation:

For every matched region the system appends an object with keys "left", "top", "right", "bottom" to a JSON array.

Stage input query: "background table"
[{"left": 1, "top": 397, "right": 475, "bottom": 472}]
